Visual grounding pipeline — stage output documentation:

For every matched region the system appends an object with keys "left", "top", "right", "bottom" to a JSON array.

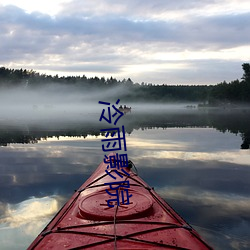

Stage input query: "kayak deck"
[{"left": 28, "top": 153, "right": 213, "bottom": 249}]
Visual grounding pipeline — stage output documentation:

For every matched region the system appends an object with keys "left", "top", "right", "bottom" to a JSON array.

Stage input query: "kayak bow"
[{"left": 28, "top": 152, "right": 213, "bottom": 249}]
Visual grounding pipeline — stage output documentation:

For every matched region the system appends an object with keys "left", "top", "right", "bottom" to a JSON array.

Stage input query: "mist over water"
[
  {"left": 0, "top": 85, "right": 99, "bottom": 122},
  {"left": 0, "top": 84, "right": 197, "bottom": 125},
  {"left": 1, "top": 84, "right": 250, "bottom": 148},
  {"left": 0, "top": 84, "right": 250, "bottom": 249}
]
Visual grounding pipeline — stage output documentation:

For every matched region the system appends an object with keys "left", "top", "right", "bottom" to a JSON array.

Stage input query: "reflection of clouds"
[
  {"left": 0, "top": 127, "right": 249, "bottom": 249},
  {"left": 154, "top": 150, "right": 250, "bottom": 166},
  {"left": 0, "top": 140, "right": 104, "bottom": 204},
  {"left": 126, "top": 129, "right": 188, "bottom": 151},
  {"left": 127, "top": 139, "right": 185, "bottom": 150},
  {"left": 127, "top": 127, "right": 243, "bottom": 152},
  {"left": 157, "top": 186, "right": 250, "bottom": 249},
  {"left": 125, "top": 128, "right": 249, "bottom": 166},
  {"left": 194, "top": 224, "right": 250, "bottom": 250},
  {"left": 157, "top": 186, "right": 250, "bottom": 216},
  {"left": 0, "top": 202, "right": 7, "bottom": 218},
  {"left": 0, "top": 196, "right": 59, "bottom": 230},
  {"left": 0, "top": 196, "right": 62, "bottom": 250},
  {"left": 3, "top": 140, "right": 103, "bottom": 177}
]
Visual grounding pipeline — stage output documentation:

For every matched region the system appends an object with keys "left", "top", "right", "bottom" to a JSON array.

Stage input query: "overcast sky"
[{"left": 0, "top": 0, "right": 250, "bottom": 85}]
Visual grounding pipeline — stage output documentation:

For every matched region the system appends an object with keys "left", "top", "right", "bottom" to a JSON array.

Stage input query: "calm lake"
[{"left": 0, "top": 104, "right": 250, "bottom": 249}]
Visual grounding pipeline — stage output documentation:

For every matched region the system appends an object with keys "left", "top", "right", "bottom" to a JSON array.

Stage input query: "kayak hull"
[{"left": 28, "top": 153, "right": 213, "bottom": 249}]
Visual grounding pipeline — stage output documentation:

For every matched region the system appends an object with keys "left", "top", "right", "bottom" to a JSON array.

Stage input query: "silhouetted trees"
[
  {"left": 0, "top": 63, "right": 250, "bottom": 104},
  {"left": 208, "top": 63, "right": 250, "bottom": 105},
  {"left": 242, "top": 63, "right": 250, "bottom": 83}
]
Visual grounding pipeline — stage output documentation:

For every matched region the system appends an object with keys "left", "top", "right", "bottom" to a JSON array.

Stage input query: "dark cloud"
[
  {"left": 185, "top": 13, "right": 250, "bottom": 49},
  {"left": 1, "top": 4, "right": 249, "bottom": 48},
  {"left": 0, "top": 2, "right": 249, "bottom": 84}
]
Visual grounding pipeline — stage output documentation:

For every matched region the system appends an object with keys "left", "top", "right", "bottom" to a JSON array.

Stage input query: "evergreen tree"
[{"left": 242, "top": 63, "right": 250, "bottom": 83}]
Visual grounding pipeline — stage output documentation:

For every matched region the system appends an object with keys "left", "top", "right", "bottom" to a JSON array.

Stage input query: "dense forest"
[{"left": 0, "top": 63, "right": 250, "bottom": 104}]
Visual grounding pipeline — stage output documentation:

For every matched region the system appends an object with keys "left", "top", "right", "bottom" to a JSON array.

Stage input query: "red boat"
[{"left": 28, "top": 153, "right": 213, "bottom": 249}]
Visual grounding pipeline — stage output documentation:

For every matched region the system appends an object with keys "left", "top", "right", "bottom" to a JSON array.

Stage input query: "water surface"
[{"left": 0, "top": 106, "right": 250, "bottom": 249}]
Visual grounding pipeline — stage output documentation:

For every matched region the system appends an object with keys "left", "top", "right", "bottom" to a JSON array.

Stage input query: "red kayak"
[{"left": 28, "top": 153, "right": 213, "bottom": 249}]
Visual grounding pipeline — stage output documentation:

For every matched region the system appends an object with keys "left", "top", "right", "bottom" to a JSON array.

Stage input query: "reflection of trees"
[
  {"left": 123, "top": 110, "right": 250, "bottom": 150},
  {"left": 0, "top": 132, "right": 38, "bottom": 146},
  {"left": 0, "top": 109, "right": 250, "bottom": 149},
  {"left": 0, "top": 122, "right": 111, "bottom": 146}
]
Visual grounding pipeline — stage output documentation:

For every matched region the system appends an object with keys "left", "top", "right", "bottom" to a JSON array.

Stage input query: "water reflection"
[
  {"left": 0, "top": 108, "right": 250, "bottom": 249},
  {"left": 125, "top": 128, "right": 250, "bottom": 249},
  {"left": 0, "top": 108, "right": 250, "bottom": 149},
  {"left": 0, "top": 196, "right": 62, "bottom": 250},
  {"left": 0, "top": 196, "right": 59, "bottom": 228}
]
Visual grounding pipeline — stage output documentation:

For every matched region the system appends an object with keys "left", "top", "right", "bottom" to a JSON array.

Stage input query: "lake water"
[{"left": 0, "top": 105, "right": 250, "bottom": 249}]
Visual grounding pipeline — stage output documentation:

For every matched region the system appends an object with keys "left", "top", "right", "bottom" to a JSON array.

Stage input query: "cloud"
[
  {"left": 4, "top": 5, "right": 247, "bottom": 49},
  {"left": 157, "top": 186, "right": 250, "bottom": 216},
  {"left": 0, "top": 1, "right": 250, "bottom": 84},
  {"left": 58, "top": 0, "right": 245, "bottom": 19}
]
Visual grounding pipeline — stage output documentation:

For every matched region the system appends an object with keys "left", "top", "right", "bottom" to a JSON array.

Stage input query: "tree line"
[
  {"left": 0, "top": 63, "right": 249, "bottom": 104},
  {"left": 208, "top": 63, "right": 250, "bottom": 105}
]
